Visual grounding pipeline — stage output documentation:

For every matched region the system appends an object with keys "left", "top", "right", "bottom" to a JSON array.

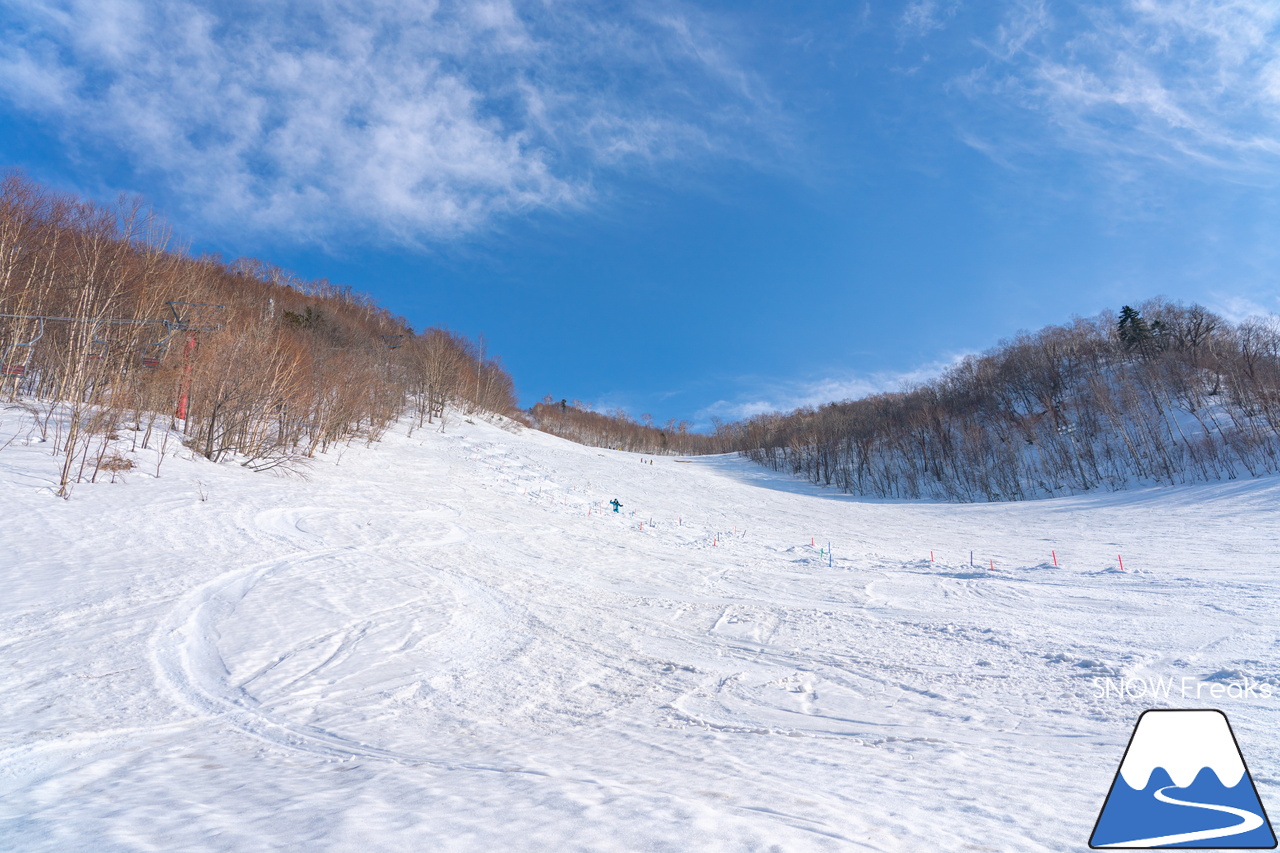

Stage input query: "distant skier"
[{"left": 610, "top": 499, "right": 622, "bottom": 513}]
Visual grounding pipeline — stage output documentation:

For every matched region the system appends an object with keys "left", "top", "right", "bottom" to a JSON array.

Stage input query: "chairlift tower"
[
  {"left": 162, "top": 301, "right": 224, "bottom": 420},
  {"left": 0, "top": 302, "right": 222, "bottom": 415},
  {"left": 0, "top": 316, "right": 44, "bottom": 381}
]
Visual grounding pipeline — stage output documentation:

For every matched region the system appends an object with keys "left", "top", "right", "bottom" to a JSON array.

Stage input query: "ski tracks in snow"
[
  {"left": 150, "top": 502, "right": 490, "bottom": 769},
  {"left": 8, "top": 417, "right": 1280, "bottom": 851}
]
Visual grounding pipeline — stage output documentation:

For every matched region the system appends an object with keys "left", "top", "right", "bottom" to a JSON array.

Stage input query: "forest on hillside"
[
  {"left": 8, "top": 172, "right": 1280, "bottom": 505},
  {"left": 735, "top": 299, "right": 1280, "bottom": 501},
  {"left": 0, "top": 173, "right": 517, "bottom": 496},
  {"left": 528, "top": 397, "right": 735, "bottom": 455}
]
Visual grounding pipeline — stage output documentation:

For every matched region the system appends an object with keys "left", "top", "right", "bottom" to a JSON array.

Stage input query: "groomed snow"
[{"left": 2, "top": 412, "right": 1278, "bottom": 851}]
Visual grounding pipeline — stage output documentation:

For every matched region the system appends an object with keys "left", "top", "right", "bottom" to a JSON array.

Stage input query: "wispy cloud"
[
  {"left": 898, "top": 0, "right": 961, "bottom": 40},
  {"left": 969, "top": 0, "right": 1280, "bottom": 179},
  {"left": 1210, "top": 293, "right": 1280, "bottom": 324},
  {"left": 0, "top": 0, "right": 774, "bottom": 243},
  {"left": 695, "top": 353, "right": 971, "bottom": 423}
]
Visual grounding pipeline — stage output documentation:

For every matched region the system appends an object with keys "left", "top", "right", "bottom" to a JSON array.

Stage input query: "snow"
[{"left": 2, "top": 411, "right": 1279, "bottom": 851}]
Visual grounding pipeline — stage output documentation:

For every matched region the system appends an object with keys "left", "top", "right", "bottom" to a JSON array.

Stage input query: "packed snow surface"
[{"left": 2, "top": 413, "right": 1279, "bottom": 851}]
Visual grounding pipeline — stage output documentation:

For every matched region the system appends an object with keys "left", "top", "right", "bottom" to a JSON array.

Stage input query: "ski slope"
[{"left": 2, "top": 413, "right": 1279, "bottom": 851}]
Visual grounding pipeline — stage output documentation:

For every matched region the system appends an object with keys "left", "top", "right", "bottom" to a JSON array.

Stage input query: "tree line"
[
  {"left": 528, "top": 397, "right": 735, "bottom": 455},
  {"left": 735, "top": 299, "right": 1280, "bottom": 501},
  {"left": 0, "top": 172, "right": 517, "bottom": 496},
  {"left": 11, "top": 170, "right": 1276, "bottom": 503}
]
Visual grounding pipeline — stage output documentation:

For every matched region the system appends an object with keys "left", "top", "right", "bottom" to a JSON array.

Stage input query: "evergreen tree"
[{"left": 1118, "top": 305, "right": 1152, "bottom": 352}]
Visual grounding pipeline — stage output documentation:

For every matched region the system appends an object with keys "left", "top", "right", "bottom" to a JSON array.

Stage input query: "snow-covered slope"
[{"left": 2, "top": 413, "right": 1278, "bottom": 852}]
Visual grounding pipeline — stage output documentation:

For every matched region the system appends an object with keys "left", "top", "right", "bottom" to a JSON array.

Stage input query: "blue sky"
[{"left": 3, "top": 0, "right": 1279, "bottom": 427}]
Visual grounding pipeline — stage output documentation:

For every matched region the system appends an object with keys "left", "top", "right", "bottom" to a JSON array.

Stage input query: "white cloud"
[
  {"left": 0, "top": 0, "right": 773, "bottom": 243},
  {"left": 696, "top": 353, "right": 971, "bottom": 422},
  {"left": 1210, "top": 293, "right": 1280, "bottom": 324},
  {"left": 898, "top": 1, "right": 961, "bottom": 40},
  {"left": 972, "top": 0, "right": 1280, "bottom": 179}
]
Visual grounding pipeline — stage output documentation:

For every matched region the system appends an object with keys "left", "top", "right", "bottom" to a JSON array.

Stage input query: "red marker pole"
[
  {"left": 175, "top": 330, "right": 197, "bottom": 419},
  {"left": 1118, "top": 554, "right": 1124, "bottom": 572},
  {"left": 989, "top": 558, "right": 994, "bottom": 571},
  {"left": 930, "top": 550, "right": 934, "bottom": 562}
]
